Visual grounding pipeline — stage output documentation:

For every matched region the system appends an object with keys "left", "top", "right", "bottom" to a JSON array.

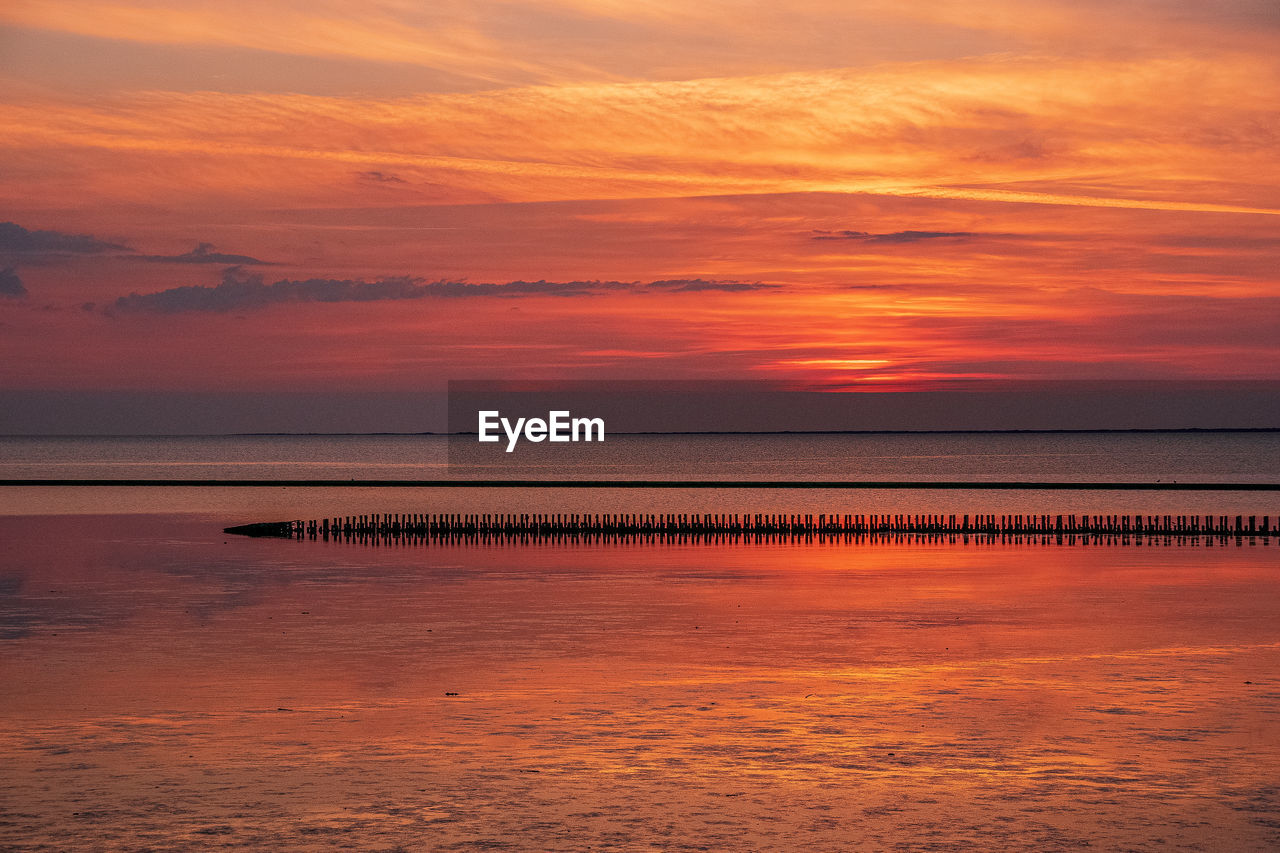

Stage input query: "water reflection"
[{"left": 1, "top": 515, "right": 1278, "bottom": 849}]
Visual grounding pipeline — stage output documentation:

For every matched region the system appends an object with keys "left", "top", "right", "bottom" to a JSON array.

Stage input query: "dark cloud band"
[
  {"left": 109, "top": 270, "right": 774, "bottom": 313},
  {"left": 137, "top": 243, "right": 270, "bottom": 265},
  {"left": 812, "top": 229, "right": 976, "bottom": 243},
  {"left": 0, "top": 222, "right": 128, "bottom": 257}
]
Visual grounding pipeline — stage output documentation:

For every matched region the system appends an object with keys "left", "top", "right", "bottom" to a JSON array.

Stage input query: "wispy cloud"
[
  {"left": 3, "top": 0, "right": 1275, "bottom": 92},
  {"left": 4, "top": 55, "right": 1277, "bottom": 215},
  {"left": 811, "top": 229, "right": 976, "bottom": 243},
  {"left": 357, "top": 170, "right": 407, "bottom": 183},
  {"left": 655, "top": 279, "right": 769, "bottom": 292},
  {"left": 109, "top": 269, "right": 774, "bottom": 313},
  {"left": 138, "top": 243, "right": 271, "bottom": 265}
]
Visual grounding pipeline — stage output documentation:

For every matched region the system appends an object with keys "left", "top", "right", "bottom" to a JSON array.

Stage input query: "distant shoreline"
[
  {"left": 1, "top": 428, "right": 1278, "bottom": 439},
  {"left": 3, "top": 479, "right": 1278, "bottom": 490}
]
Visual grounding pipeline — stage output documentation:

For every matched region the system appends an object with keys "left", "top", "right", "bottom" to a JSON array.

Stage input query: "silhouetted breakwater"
[{"left": 226, "top": 512, "right": 1276, "bottom": 544}]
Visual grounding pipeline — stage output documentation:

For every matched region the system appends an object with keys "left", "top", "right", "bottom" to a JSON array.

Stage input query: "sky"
[{"left": 1, "top": 0, "right": 1278, "bottom": 429}]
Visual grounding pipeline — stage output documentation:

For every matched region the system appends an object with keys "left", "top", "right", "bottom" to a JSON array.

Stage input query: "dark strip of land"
[{"left": 1, "top": 479, "right": 1278, "bottom": 490}]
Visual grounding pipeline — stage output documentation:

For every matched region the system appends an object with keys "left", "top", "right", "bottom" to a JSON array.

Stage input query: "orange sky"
[{"left": 0, "top": 0, "right": 1277, "bottom": 391}]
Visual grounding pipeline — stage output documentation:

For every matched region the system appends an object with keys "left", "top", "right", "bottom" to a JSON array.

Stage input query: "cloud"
[
  {"left": 139, "top": 242, "right": 270, "bottom": 265},
  {"left": 648, "top": 279, "right": 773, "bottom": 292},
  {"left": 811, "top": 229, "right": 976, "bottom": 243},
  {"left": 0, "top": 222, "right": 128, "bottom": 257},
  {"left": 109, "top": 269, "right": 774, "bottom": 313},
  {"left": 9, "top": 53, "right": 1279, "bottom": 218},
  {"left": 0, "top": 268, "right": 26, "bottom": 298},
  {"left": 0, "top": 226, "right": 270, "bottom": 269},
  {"left": 358, "top": 170, "right": 407, "bottom": 183}
]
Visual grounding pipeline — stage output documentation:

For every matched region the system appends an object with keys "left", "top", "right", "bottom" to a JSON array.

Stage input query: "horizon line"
[
  {"left": 2, "top": 427, "right": 1278, "bottom": 439},
  {"left": 3, "top": 479, "right": 1277, "bottom": 490}
]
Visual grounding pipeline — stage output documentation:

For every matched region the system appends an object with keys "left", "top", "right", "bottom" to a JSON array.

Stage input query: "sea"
[{"left": 1, "top": 432, "right": 1278, "bottom": 850}]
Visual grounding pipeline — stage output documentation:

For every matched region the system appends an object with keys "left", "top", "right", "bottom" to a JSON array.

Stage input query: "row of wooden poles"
[{"left": 227, "top": 512, "right": 1276, "bottom": 542}]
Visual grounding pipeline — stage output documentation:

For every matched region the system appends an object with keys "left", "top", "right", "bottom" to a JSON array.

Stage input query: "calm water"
[
  {"left": 1, "top": 432, "right": 1277, "bottom": 519},
  {"left": 3, "top": 431, "right": 1279, "bottom": 483},
  {"left": 1, "top": 435, "right": 1278, "bottom": 849}
]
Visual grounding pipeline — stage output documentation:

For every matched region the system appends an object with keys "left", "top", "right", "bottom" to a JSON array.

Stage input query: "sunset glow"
[{"left": 1, "top": 0, "right": 1277, "bottom": 392}]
